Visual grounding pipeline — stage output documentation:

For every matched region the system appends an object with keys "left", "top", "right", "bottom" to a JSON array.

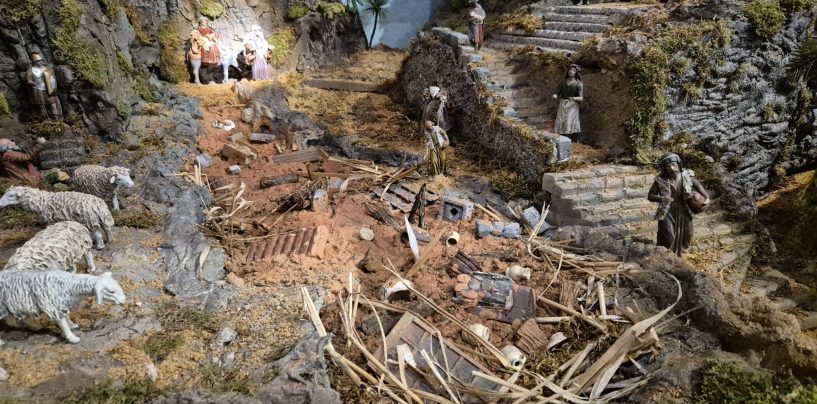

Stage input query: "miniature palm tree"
[
  {"left": 346, "top": 0, "right": 364, "bottom": 11},
  {"left": 786, "top": 36, "right": 817, "bottom": 83},
  {"left": 362, "top": 0, "right": 390, "bottom": 49}
]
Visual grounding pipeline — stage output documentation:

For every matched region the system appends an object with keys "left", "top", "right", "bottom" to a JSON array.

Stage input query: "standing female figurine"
[
  {"left": 553, "top": 64, "right": 584, "bottom": 141},
  {"left": 464, "top": 0, "right": 486, "bottom": 51},
  {"left": 647, "top": 153, "right": 710, "bottom": 257},
  {"left": 244, "top": 25, "right": 270, "bottom": 80}
]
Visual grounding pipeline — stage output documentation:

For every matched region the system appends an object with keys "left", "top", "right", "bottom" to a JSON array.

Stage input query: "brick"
[
  {"left": 221, "top": 143, "right": 257, "bottom": 165},
  {"left": 309, "top": 225, "right": 329, "bottom": 258}
]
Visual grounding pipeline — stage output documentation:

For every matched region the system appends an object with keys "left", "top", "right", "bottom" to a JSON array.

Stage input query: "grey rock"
[
  {"left": 221, "top": 351, "right": 236, "bottom": 368},
  {"left": 216, "top": 326, "right": 238, "bottom": 346},
  {"left": 501, "top": 222, "right": 521, "bottom": 239},
  {"left": 228, "top": 165, "right": 241, "bottom": 175},
  {"left": 522, "top": 206, "right": 550, "bottom": 234},
  {"left": 123, "top": 133, "right": 141, "bottom": 150},
  {"left": 228, "top": 133, "right": 244, "bottom": 143},
  {"left": 200, "top": 247, "right": 228, "bottom": 282},
  {"left": 0, "top": 366, "right": 8, "bottom": 381},
  {"left": 555, "top": 135, "right": 572, "bottom": 163},
  {"left": 474, "top": 67, "right": 491, "bottom": 78},
  {"left": 475, "top": 219, "right": 493, "bottom": 238},
  {"left": 249, "top": 133, "right": 277, "bottom": 143},
  {"left": 439, "top": 195, "right": 475, "bottom": 222},
  {"left": 197, "top": 153, "right": 214, "bottom": 169},
  {"left": 241, "top": 107, "right": 255, "bottom": 123}
]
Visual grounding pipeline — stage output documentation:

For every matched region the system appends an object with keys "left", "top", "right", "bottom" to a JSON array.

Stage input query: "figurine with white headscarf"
[
  {"left": 244, "top": 25, "right": 270, "bottom": 80},
  {"left": 420, "top": 86, "right": 452, "bottom": 136}
]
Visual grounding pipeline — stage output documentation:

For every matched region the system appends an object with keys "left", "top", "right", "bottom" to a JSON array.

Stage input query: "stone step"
[
  {"left": 709, "top": 243, "right": 754, "bottom": 272},
  {"left": 514, "top": 104, "right": 549, "bottom": 118},
  {"left": 689, "top": 232, "right": 756, "bottom": 252},
  {"left": 540, "top": 12, "right": 610, "bottom": 25},
  {"left": 530, "top": 121, "right": 552, "bottom": 130},
  {"left": 486, "top": 40, "right": 574, "bottom": 54},
  {"left": 521, "top": 114, "right": 552, "bottom": 126},
  {"left": 488, "top": 65, "right": 518, "bottom": 76},
  {"left": 551, "top": 185, "right": 652, "bottom": 211},
  {"left": 545, "top": 173, "right": 655, "bottom": 198},
  {"left": 570, "top": 198, "right": 655, "bottom": 221},
  {"left": 506, "top": 95, "right": 546, "bottom": 110},
  {"left": 537, "top": 5, "right": 647, "bottom": 16},
  {"left": 544, "top": 21, "right": 611, "bottom": 34},
  {"left": 497, "top": 87, "right": 541, "bottom": 100},
  {"left": 484, "top": 59, "right": 514, "bottom": 70},
  {"left": 494, "top": 34, "right": 583, "bottom": 51},
  {"left": 692, "top": 222, "right": 751, "bottom": 242},
  {"left": 485, "top": 73, "right": 529, "bottom": 88},
  {"left": 505, "top": 29, "right": 596, "bottom": 42},
  {"left": 544, "top": 165, "right": 646, "bottom": 184}
]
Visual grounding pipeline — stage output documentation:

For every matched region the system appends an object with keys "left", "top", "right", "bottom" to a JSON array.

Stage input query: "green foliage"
[
  {"left": 267, "top": 27, "right": 298, "bottom": 68},
  {"left": 199, "top": 0, "right": 224, "bottom": 19},
  {"left": 745, "top": 0, "right": 786, "bottom": 40},
  {"left": 763, "top": 102, "right": 781, "bottom": 121},
  {"left": 786, "top": 37, "right": 817, "bottom": 83},
  {"left": 487, "top": 168, "right": 529, "bottom": 200},
  {"left": 116, "top": 51, "right": 132, "bottom": 75},
  {"left": 198, "top": 365, "right": 256, "bottom": 395},
  {"left": 286, "top": 2, "right": 309, "bottom": 20},
  {"left": 100, "top": 0, "right": 120, "bottom": 21},
  {"left": 0, "top": 0, "right": 43, "bottom": 23},
  {"left": 66, "top": 379, "right": 164, "bottom": 404},
  {"left": 362, "top": 0, "right": 390, "bottom": 48},
  {"left": 682, "top": 82, "right": 703, "bottom": 101},
  {"left": 0, "top": 92, "right": 9, "bottom": 115},
  {"left": 143, "top": 333, "right": 184, "bottom": 362},
  {"left": 125, "top": 5, "right": 150, "bottom": 45},
  {"left": 625, "top": 20, "right": 731, "bottom": 162},
  {"left": 53, "top": 0, "right": 107, "bottom": 89},
  {"left": 316, "top": 1, "right": 345, "bottom": 19},
  {"left": 133, "top": 67, "right": 156, "bottom": 102},
  {"left": 779, "top": 0, "right": 815, "bottom": 13},
  {"left": 158, "top": 21, "right": 188, "bottom": 83},
  {"left": 116, "top": 101, "right": 131, "bottom": 119},
  {"left": 694, "top": 361, "right": 817, "bottom": 404},
  {"left": 154, "top": 302, "right": 220, "bottom": 333}
]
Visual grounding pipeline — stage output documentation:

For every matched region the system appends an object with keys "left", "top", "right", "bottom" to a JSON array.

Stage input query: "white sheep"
[
  {"left": 0, "top": 186, "right": 114, "bottom": 249},
  {"left": 0, "top": 270, "right": 126, "bottom": 344},
  {"left": 71, "top": 165, "right": 135, "bottom": 211},
  {"left": 4, "top": 221, "right": 96, "bottom": 273}
]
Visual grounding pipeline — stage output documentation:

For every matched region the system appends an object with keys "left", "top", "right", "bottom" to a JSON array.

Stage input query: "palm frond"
[
  {"left": 786, "top": 36, "right": 817, "bottom": 83},
  {"left": 346, "top": 0, "right": 364, "bottom": 11},
  {"left": 362, "top": 0, "right": 390, "bottom": 19}
]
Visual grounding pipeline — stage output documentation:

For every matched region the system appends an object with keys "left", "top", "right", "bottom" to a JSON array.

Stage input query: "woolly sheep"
[
  {"left": 71, "top": 165, "right": 135, "bottom": 211},
  {"left": 4, "top": 221, "right": 96, "bottom": 273},
  {"left": 0, "top": 270, "right": 125, "bottom": 344},
  {"left": 0, "top": 186, "right": 114, "bottom": 249}
]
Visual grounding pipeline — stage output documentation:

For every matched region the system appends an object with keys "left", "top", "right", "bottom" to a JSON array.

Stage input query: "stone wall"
[{"left": 398, "top": 31, "right": 556, "bottom": 186}]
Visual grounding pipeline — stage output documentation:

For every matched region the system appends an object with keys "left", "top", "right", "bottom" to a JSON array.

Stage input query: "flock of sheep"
[{"left": 0, "top": 165, "right": 135, "bottom": 345}]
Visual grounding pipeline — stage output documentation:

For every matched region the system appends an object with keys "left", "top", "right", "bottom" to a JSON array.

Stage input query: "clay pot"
[
  {"left": 501, "top": 345, "right": 527, "bottom": 370},
  {"left": 463, "top": 323, "right": 490, "bottom": 346},
  {"left": 505, "top": 265, "right": 531, "bottom": 281},
  {"left": 446, "top": 231, "right": 460, "bottom": 247}
]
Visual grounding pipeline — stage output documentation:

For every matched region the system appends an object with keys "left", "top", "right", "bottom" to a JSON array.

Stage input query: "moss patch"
[
  {"left": 287, "top": 2, "right": 308, "bottom": 20},
  {"left": 125, "top": 4, "right": 150, "bottom": 45},
  {"left": 0, "top": 92, "right": 9, "bottom": 115},
  {"left": 133, "top": 67, "right": 157, "bottom": 102},
  {"left": 316, "top": 0, "right": 345, "bottom": 19},
  {"left": 116, "top": 51, "right": 132, "bottom": 75},
  {"left": 53, "top": 0, "right": 107, "bottom": 89},
  {"left": 487, "top": 168, "right": 529, "bottom": 200},
  {"left": 779, "top": 0, "right": 815, "bottom": 13},
  {"left": 268, "top": 27, "right": 298, "bottom": 68},
  {"left": 114, "top": 210, "right": 162, "bottom": 229},
  {"left": 66, "top": 379, "right": 164, "bottom": 404},
  {"left": 745, "top": 0, "right": 786, "bottom": 40},
  {"left": 143, "top": 333, "right": 184, "bottom": 362},
  {"left": 0, "top": 0, "right": 44, "bottom": 23},
  {"left": 154, "top": 301, "right": 220, "bottom": 333},
  {"left": 694, "top": 361, "right": 817, "bottom": 403},
  {"left": 198, "top": 0, "right": 224, "bottom": 19},
  {"left": 100, "top": 0, "right": 121, "bottom": 21},
  {"left": 625, "top": 20, "right": 731, "bottom": 163},
  {"left": 197, "top": 365, "right": 255, "bottom": 395},
  {"left": 158, "top": 21, "right": 188, "bottom": 83}
]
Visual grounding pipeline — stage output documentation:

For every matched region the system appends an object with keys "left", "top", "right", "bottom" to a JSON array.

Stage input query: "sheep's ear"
[
  {"left": 101, "top": 271, "right": 112, "bottom": 278},
  {"left": 110, "top": 176, "right": 116, "bottom": 184}
]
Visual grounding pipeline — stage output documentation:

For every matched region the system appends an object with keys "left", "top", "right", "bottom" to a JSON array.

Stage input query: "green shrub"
[
  {"left": 65, "top": 379, "right": 163, "bottom": 404},
  {"left": 116, "top": 51, "right": 132, "bottom": 75},
  {"left": 116, "top": 101, "right": 131, "bottom": 119},
  {"left": 100, "top": 0, "right": 120, "bottom": 21},
  {"left": 53, "top": 0, "right": 107, "bottom": 89},
  {"left": 779, "top": 0, "right": 815, "bottom": 13},
  {"left": 158, "top": 21, "right": 188, "bottom": 83},
  {"left": 695, "top": 361, "right": 817, "bottom": 404},
  {"left": 199, "top": 0, "right": 224, "bottom": 18},
  {"left": 286, "top": 2, "right": 308, "bottom": 20},
  {"left": 143, "top": 333, "right": 184, "bottom": 362},
  {"left": 745, "top": 0, "right": 785, "bottom": 40},
  {"left": 0, "top": 92, "right": 9, "bottom": 115},
  {"left": 0, "top": 0, "right": 43, "bottom": 23},
  {"left": 268, "top": 27, "right": 298, "bottom": 68},
  {"left": 316, "top": 0, "right": 345, "bottom": 19},
  {"left": 133, "top": 67, "right": 157, "bottom": 102}
]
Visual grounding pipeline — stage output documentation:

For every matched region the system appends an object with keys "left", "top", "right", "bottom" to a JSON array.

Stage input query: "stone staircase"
[
  {"left": 542, "top": 165, "right": 757, "bottom": 272},
  {"left": 487, "top": 4, "right": 651, "bottom": 53}
]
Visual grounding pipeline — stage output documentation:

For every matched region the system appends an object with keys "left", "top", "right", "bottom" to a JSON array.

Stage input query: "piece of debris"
[
  {"left": 221, "top": 143, "right": 257, "bottom": 165},
  {"left": 522, "top": 206, "right": 551, "bottom": 234},
  {"left": 374, "top": 180, "right": 438, "bottom": 213},
  {"left": 260, "top": 173, "right": 300, "bottom": 189},
  {"left": 439, "top": 195, "right": 475, "bottom": 222},
  {"left": 374, "top": 313, "right": 504, "bottom": 400},
  {"left": 448, "top": 251, "right": 482, "bottom": 276},
  {"left": 501, "top": 345, "right": 527, "bottom": 370},
  {"left": 213, "top": 119, "right": 235, "bottom": 130},
  {"left": 400, "top": 226, "right": 430, "bottom": 245},
  {"left": 214, "top": 326, "right": 237, "bottom": 346},
  {"left": 407, "top": 183, "right": 427, "bottom": 228},
  {"left": 303, "top": 78, "right": 384, "bottom": 93},
  {"left": 0, "top": 366, "right": 9, "bottom": 382},
  {"left": 249, "top": 132, "right": 277, "bottom": 143},
  {"left": 475, "top": 219, "right": 521, "bottom": 239},
  {"left": 270, "top": 149, "right": 323, "bottom": 165},
  {"left": 227, "top": 132, "right": 244, "bottom": 143},
  {"left": 516, "top": 318, "right": 551, "bottom": 355},
  {"left": 228, "top": 165, "right": 241, "bottom": 175},
  {"left": 463, "top": 323, "right": 490, "bottom": 347},
  {"left": 446, "top": 231, "right": 460, "bottom": 247},
  {"left": 547, "top": 332, "right": 568, "bottom": 350},
  {"left": 359, "top": 227, "right": 374, "bottom": 241},
  {"left": 383, "top": 279, "right": 412, "bottom": 302},
  {"left": 310, "top": 188, "right": 329, "bottom": 214},
  {"left": 365, "top": 203, "right": 400, "bottom": 230},
  {"left": 196, "top": 153, "right": 214, "bottom": 168},
  {"left": 506, "top": 265, "right": 531, "bottom": 281},
  {"left": 245, "top": 226, "right": 329, "bottom": 260},
  {"left": 225, "top": 272, "right": 245, "bottom": 288},
  {"left": 454, "top": 272, "right": 536, "bottom": 323}
]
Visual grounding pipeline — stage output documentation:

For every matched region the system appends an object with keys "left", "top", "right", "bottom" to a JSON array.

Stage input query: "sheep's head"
[
  {"left": 95, "top": 272, "right": 126, "bottom": 305},
  {"left": 0, "top": 186, "right": 25, "bottom": 207},
  {"left": 109, "top": 167, "right": 134, "bottom": 188}
]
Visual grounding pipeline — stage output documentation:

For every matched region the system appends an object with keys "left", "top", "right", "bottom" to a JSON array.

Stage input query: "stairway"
[{"left": 542, "top": 165, "right": 757, "bottom": 272}]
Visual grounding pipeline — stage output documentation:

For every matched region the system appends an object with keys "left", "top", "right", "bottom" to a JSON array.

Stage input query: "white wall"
[{"left": 345, "top": 0, "right": 443, "bottom": 49}]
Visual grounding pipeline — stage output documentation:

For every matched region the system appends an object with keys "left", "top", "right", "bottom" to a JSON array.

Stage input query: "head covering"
[
  {"left": 659, "top": 152, "right": 681, "bottom": 164},
  {"left": 468, "top": 0, "right": 478, "bottom": 4},
  {"left": 569, "top": 64, "right": 581, "bottom": 73},
  {"left": 30, "top": 52, "right": 42, "bottom": 62},
  {"left": 0, "top": 139, "right": 15, "bottom": 153},
  {"left": 198, "top": 16, "right": 209, "bottom": 24},
  {"left": 428, "top": 86, "right": 441, "bottom": 99}
]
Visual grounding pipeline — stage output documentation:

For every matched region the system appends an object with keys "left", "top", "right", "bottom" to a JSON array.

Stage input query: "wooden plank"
[
  {"left": 303, "top": 79, "right": 383, "bottom": 93},
  {"left": 271, "top": 149, "right": 323, "bottom": 165}
]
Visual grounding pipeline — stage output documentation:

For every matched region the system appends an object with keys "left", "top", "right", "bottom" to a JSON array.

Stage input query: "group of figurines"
[{"left": 188, "top": 17, "right": 273, "bottom": 85}]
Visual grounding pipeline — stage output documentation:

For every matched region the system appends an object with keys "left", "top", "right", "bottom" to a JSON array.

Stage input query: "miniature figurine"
[
  {"left": 71, "top": 165, "right": 135, "bottom": 211},
  {"left": 464, "top": 0, "right": 486, "bottom": 51},
  {"left": 24, "top": 52, "right": 63, "bottom": 121},
  {"left": 0, "top": 137, "right": 46, "bottom": 186},
  {"left": 553, "top": 64, "right": 584, "bottom": 142},
  {"left": 423, "top": 120, "right": 448, "bottom": 176},
  {"left": 244, "top": 25, "right": 270, "bottom": 80},
  {"left": 4, "top": 221, "right": 96, "bottom": 273},
  {"left": 421, "top": 86, "right": 452, "bottom": 135},
  {"left": 188, "top": 17, "right": 222, "bottom": 85},
  {"left": 647, "top": 153, "right": 710, "bottom": 257}
]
